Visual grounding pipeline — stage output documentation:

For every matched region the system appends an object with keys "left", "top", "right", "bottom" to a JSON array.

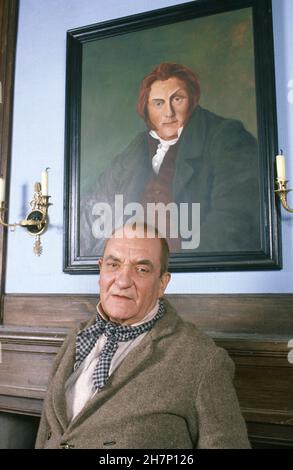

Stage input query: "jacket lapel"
[{"left": 51, "top": 332, "right": 77, "bottom": 431}]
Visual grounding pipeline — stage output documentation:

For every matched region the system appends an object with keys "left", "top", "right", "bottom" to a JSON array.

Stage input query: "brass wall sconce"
[
  {"left": 275, "top": 151, "right": 293, "bottom": 213},
  {"left": 0, "top": 169, "right": 52, "bottom": 255}
]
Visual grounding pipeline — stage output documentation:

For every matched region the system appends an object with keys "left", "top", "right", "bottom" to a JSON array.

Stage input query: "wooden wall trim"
[
  {"left": 247, "top": 422, "right": 293, "bottom": 448},
  {"left": 2, "top": 293, "right": 293, "bottom": 335},
  {"left": 3, "top": 293, "right": 96, "bottom": 328},
  {"left": 0, "top": 0, "right": 18, "bottom": 316},
  {"left": 0, "top": 395, "right": 42, "bottom": 416},
  {"left": 0, "top": 323, "right": 291, "bottom": 351},
  {"left": 0, "top": 325, "right": 66, "bottom": 346}
]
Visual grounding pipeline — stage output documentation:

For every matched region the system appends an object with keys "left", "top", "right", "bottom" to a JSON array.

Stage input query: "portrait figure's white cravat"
[{"left": 150, "top": 127, "right": 183, "bottom": 174}]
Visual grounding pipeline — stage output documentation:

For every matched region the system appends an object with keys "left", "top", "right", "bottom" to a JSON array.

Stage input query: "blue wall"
[{"left": 5, "top": 0, "right": 293, "bottom": 294}]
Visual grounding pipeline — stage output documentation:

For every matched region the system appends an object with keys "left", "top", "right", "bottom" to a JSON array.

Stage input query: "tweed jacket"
[
  {"left": 80, "top": 105, "right": 260, "bottom": 257},
  {"left": 35, "top": 300, "right": 250, "bottom": 449}
]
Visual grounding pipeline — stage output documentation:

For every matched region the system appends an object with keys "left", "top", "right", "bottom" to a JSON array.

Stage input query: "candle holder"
[
  {"left": 275, "top": 178, "right": 293, "bottom": 213},
  {"left": 0, "top": 182, "right": 52, "bottom": 256}
]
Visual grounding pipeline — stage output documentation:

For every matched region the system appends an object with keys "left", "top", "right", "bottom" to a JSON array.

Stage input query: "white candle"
[
  {"left": 0, "top": 177, "right": 5, "bottom": 203},
  {"left": 276, "top": 153, "right": 286, "bottom": 181},
  {"left": 41, "top": 168, "right": 49, "bottom": 196}
]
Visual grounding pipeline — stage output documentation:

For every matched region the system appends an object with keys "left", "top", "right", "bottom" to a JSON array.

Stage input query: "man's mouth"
[
  {"left": 163, "top": 120, "right": 178, "bottom": 125},
  {"left": 112, "top": 293, "right": 133, "bottom": 300}
]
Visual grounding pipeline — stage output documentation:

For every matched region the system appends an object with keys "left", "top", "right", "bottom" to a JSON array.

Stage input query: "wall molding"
[{"left": 2, "top": 292, "right": 293, "bottom": 334}]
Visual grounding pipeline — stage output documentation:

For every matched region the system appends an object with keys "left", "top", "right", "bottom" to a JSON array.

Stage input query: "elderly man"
[
  {"left": 36, "top": 223, "right": 250, "bottom": 449},
  {"left": 80, "top": 62, "right": 260, "bottom": 256}
]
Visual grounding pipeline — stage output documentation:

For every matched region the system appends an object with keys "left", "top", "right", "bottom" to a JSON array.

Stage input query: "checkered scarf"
[{"left": 74, "top": 299, "right": 165, "bottom": 391}]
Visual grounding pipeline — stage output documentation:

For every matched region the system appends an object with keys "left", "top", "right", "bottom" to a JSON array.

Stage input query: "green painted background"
[{"left": 80, "top": 7, "right": 257, "bottom": 196}]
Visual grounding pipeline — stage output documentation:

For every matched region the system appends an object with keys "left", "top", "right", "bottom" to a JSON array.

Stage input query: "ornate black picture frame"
[{"left": 64, "top": 0, "right": 281, "bottom": 274}]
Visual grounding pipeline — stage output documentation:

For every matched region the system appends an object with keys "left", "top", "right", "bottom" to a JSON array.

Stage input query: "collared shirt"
[
  {"left": 65, "top": 301, "right": 159, "bottom": 422},
  {"left": 149, "top": 127, "right": 183, "bottom": 174}
]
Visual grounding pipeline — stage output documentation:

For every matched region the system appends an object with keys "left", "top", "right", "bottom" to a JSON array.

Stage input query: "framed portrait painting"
[{"left": 64, "top": 0, "right": 281, "bottom": 273}]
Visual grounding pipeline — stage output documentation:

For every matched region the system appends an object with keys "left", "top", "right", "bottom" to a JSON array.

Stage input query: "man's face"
[
  {"left": 147, "top": 77, "right": 190, "bottom": 140},
  {"left": 99, "top": 227, "right": 170, "bottom": 325}
]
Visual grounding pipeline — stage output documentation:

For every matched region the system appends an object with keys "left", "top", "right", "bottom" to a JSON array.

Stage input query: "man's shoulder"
[
  {"left": 161, "top": 300, "right": 231, "bottom": 378},
  {"left": 100, "top": 130, "right": 150, "bottom": 178},
  {"left": 184, "top": 106, "right": 257, "bottom": 160},
  {"left": 191, "top": 106, "right": 250, "bottom": 134},
  {"left": 164, "top": 299, "right": 219, "bottom": 354},
  {"left": 117, "top": 130, "right": 148, "bottom": 158}
]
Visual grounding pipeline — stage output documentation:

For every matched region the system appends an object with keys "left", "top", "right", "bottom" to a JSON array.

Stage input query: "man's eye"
[
  {"left": 153, "top": 100, "right": 164, "bottom": 108},
  {"left": 106, "top": 262, "right": 118, "bottom": 269},
  {"left": 173, "top": 95, "right": 184, "bottom": 103},
  {"left": 136, "top": 266, "right": 149, "bottom": 274}
]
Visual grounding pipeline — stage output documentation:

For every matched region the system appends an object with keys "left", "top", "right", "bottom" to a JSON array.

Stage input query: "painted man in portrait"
[{"left": 80, "top": 62, "right": 260, "bottom": 257}]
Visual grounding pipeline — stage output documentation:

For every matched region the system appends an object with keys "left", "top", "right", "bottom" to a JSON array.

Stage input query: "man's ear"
[
  {"left": 159, "top": 272, "right": 171, "bottom": 298},
  {"left": 98, "top": 258, "right": 103, "bottom": 289}
]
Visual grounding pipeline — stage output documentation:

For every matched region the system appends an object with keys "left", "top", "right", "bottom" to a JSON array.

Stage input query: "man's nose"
[
  {"left": 115, "top": 264, "right": 133, "bottom": 288},
  {"left": 164, "top": 100, "right": 175, "bottom": 117}
]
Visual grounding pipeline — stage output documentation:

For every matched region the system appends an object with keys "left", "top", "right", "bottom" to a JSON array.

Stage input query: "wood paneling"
[
  {"left": 0, "top": 326, "right": 63, "bottom": 415},
  {"left": 3, "top": 293, "right": 293, "bottom": 333},
  {"left": 3, "top": 294, "right": 96, "bottom": 328},
  {"left": 0, "top": 395, "right": 43, "bottom": 417},
  {"left": 247, "top": 422, "right": 293, "bottom": 448},
  {"left": 0, "top": 293, "right": 292, "bottom": 447},
  {"left": 171, "top": 294, "right": 293, "bottom": 334}
]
